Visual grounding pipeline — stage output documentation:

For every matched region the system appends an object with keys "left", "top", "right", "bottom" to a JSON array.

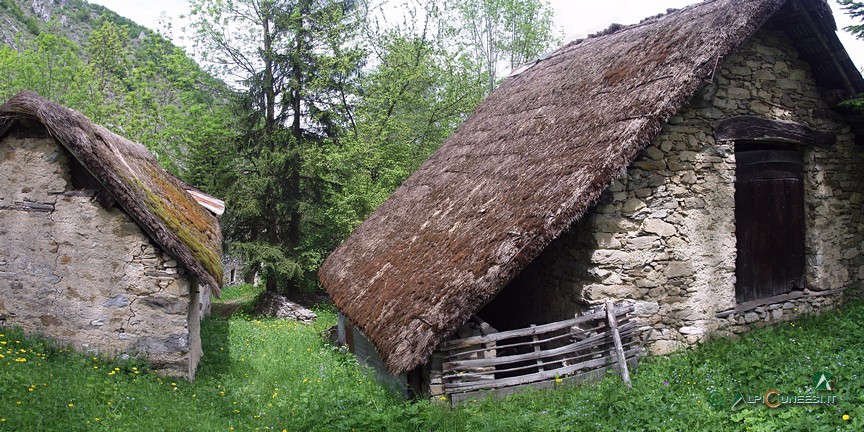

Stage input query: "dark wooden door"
[{"left": 735, "top": 149, "right": 805, "bottom": 303}]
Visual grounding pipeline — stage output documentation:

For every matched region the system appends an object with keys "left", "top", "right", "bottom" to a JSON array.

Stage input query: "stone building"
[
  {"left": 0, "top": 92, "right": 223, "bottom": 380},
  {"left": 319, "top": 0, "right": 864, "bottom": 398}
]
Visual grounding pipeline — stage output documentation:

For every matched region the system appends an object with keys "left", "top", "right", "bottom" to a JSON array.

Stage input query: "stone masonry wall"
[
  {"left": 0, "top": 132, "right": 207, "bottom": 379},
  {"left": 483, "top": 29, "right": 864, "bottom": 354}
]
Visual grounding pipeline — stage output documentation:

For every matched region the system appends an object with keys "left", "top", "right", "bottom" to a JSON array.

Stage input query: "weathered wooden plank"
[
  {"left": 445, "top": 328, "right": 576, "bottom": 360},
  {"left": 12, "top": 201, "right": 54, "bottom": 212},
  {"left": 715, "top": 116, "right": 835, "bottom": 147},
  {"left": 531, "top": 325, "right": 545, "bottom": 372},
  {"left": 606, "top": 300, "right": 632, "bottom": 389},
  {"left": 443, "top": 322, "right": 638, "bottom": 370},
  {"left": 444, "top": 321, "right": 610, "bottom": 360},
  {"left": 440, "top": 306, "right": 633, "bottom": 349},
  {"left": 444, "top": 348, "right": 642, "bottom": 392},
  {"left": 443, "top": 335, "right": 643, "bottom": 380},
  {"left": 53, "top": 190, "right": 98, "bottom": 197},
  {"left": 444, "top": 344, "right": 644, "bottom": 390},
  {"left": 448, "top": 357, "right": 641, "bottom": 404},
  {"left": 444, "top": 347, "right": 612, "bottom": 380}
]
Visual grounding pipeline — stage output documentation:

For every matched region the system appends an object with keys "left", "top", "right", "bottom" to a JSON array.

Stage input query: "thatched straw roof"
[
  {"left": 0, "top": 91, "right": 223, "bottom": 295},
  {"left": 320, "top": 0, "right": 864, "bottom": 374}
]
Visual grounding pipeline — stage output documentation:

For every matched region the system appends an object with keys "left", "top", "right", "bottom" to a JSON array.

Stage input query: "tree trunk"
[{"left": 265, "top": 274, "right": 278, "bottom": 293}]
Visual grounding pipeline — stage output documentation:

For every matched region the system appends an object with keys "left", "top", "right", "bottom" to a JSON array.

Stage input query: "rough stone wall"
[
  {"left": 481, "top": 29, "right": 864, "bottom": 353},
  {"left": 0, "top": 131, "right": 207, "bottom": 379}
]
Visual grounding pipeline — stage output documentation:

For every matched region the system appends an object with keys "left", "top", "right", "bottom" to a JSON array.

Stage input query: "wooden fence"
[{"left": 428, "top": 302, "right": 642, "bottom": 403}]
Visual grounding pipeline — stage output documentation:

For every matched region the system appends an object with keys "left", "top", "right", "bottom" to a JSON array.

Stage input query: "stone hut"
[
  {"left": 319, "top": 0, "right": 864, "bottom": 398},
  {"left": 0, "top": 92, "right": 223, "bottom": 380}
]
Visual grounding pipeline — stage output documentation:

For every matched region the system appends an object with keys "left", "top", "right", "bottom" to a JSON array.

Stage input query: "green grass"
[
  {"left": 0, "top": 295, "right": 862, "bottom": 431},
  {"left": 215, "top": 284, "right": 265, "bottom": 304}
]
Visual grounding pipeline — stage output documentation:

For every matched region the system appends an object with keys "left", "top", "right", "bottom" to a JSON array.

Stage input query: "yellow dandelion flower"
[
  {"left": 95, "top": 418, "right": 100, "bottom": 422},
  {"left": 219, "top": 391, "right": 225, "bottom": 396},
  {"left": 171, "top": 382, "right": 177, "bottom": 386},
  {"left": 843, "top": 414, "right": 851, "bottom": 421},
  {"left": 439, "top": 396, "right": 447, "bottom": 401},
  {"left": 229, "top": 428, "right": 235, "bottom": 431},
  {"left": 555, "top": 377, "right": 563, "bottom": 384},
  {"left": 68, "top": 403, "right": 74, "bottom": 408},
  {"left": 0, "top": 418, "right": 5, "bottom": 422}
]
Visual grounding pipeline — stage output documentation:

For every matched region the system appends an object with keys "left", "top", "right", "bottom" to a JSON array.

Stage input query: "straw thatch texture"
[
  {"left": 0, "top": 91, "right": 223, "bottom": 295},
  {"left": 320, "top": 0, "right": 861, "bottom": 374}
]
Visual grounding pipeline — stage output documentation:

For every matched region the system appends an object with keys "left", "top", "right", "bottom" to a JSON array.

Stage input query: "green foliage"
[
  {"left": 838, "top": 1, "right": 864, "bottom": 110},
  {"left": 214, "top": 284, "right": 265, "bottom": 303},
  {"left": 839, "top": 0, "right": 864, "bottom": 39},
  {"left": 189, "top": 0, "right": 367, "bottom": 293},
  {"left": 447, "top": 0, "right": 558, "bottom": 94},
  {"left": 0, "top": 9, "right": 235, "bottom": 184},
  {"left": 320, "top": 0, "right": 558, "bottom": 244},
  {"left": 1, "top": 300, "right": 862, "bottom": 430},
  {"left": 0, "top": 33, "right": 88, "bottom": 104},
  {"left": 324, "top": 5, "right": 485, "bottom": 238},
  {"left": 1, "top": 0, "right": 40, "bottom": 35}
]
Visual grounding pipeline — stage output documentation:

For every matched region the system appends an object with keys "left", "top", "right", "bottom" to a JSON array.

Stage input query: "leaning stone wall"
[
  {"left": 490, "top": 29, "right": 864, "bottom": 354},
  {"left": 0, "top": 133, "right": 205, "bottom": 379}
]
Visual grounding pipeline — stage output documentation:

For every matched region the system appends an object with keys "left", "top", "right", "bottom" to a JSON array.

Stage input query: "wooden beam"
[
  {"left": 444, "top": 324, "right": 588, "bottom": 360},
  {"left": 715, "top": 287, "right": 847, "bottom": 318},
  {"left": 11, "top": 201, "right": 54, "bottom": 212},
  {"left": 443, "top": 322, "right": 638, "bottom": 370},
  {"left": 444, "top": 348, "right": 642, "bottom": 392},
  {"left": 715, "top": 116, "right": 835, "bottom": 147},
  {"left": 439, "top": 306, "right": 633, "bottom": 349},
  {"left": 606, "top": 300, "right": 632, "bottom": 389},
  {"left": 443, "top": 336, "right": 641, "bottom": 380}
]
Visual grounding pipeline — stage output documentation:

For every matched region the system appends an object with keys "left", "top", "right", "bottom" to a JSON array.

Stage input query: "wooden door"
[{"left": 735, "top": 149, "right": 805, "bottom": 303}]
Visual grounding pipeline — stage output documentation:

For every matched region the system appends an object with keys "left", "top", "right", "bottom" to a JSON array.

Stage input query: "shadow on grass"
[{"left": 197, "top": 316, "right": 232, "bottom": 378}]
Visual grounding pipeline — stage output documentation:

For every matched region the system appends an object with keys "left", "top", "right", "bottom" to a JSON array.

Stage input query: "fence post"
[{"left": 605, "top": 300, "right": 632, "bottom": 388}]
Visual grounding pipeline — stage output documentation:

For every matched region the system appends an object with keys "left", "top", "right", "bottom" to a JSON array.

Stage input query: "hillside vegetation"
[
  {"left": 0, "top": 0, "right": 232, "bottom": 180},
  {"left": 0, "top": 287, "right": 861, "bottom": 431}
]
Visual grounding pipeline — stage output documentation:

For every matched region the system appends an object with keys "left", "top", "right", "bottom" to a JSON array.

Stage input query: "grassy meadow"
[{"left": 0, "top": 285, "right": 861, "bottom": 431}]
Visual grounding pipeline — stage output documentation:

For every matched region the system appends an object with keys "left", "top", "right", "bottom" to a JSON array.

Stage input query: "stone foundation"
[
  {"left": 0, "top": 132, "right": 208, "bottom": 379},
  {"left": 480, "top": 29, "right": 864, "bottom": 353}
]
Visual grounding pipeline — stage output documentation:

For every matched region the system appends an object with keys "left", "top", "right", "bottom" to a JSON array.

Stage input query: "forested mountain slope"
[{"left": 0, "top": 0, "right": 232, "bottom": 185}]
